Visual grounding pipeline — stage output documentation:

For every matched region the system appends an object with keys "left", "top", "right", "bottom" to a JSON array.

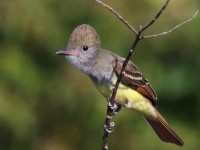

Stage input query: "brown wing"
[{"left": 112, "top": 58, "right": 157, "bottom": 106}]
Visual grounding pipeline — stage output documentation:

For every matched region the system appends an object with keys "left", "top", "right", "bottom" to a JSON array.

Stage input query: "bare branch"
[
  {"left": 98, "top": 0, "right": 172, "bottom": 150},
  {"left": 93, "top": 0, "right": 196, "bottom": 150},
  {"left": 141, "top": 10, "right": 199, "bottom": 39},
  {"left": 141, "top": 0, "right": 170, "bottom": 32},
  {"left": 101, "top": 24, "right": 142, "bottom": 150},
  {"left": 93, "top": 0, "right": 138, "bottom": 35}
]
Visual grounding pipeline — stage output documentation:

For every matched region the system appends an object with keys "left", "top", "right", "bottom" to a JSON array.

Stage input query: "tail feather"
[{"left": 145, "top": 109, "right": 184, "bottom": 146}]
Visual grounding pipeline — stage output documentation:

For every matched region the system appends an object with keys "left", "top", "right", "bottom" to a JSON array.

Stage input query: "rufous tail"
[{"left": 145, "top": 109, "right": 184, "bottom": 146}]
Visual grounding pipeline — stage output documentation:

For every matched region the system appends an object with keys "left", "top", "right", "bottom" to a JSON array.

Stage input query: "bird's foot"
[{"left": 107, "top": 99, "right": 121, "bottom": 116}]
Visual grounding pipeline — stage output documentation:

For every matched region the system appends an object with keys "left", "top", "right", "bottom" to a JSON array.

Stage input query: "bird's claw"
[{"left": 107, "top": 99, "right": 121, "bottom": 115}]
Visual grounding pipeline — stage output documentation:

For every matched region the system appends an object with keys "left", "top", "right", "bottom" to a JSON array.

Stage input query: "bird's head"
[{"left": 56, "top": 24, "right": 101, "bottom": 73}]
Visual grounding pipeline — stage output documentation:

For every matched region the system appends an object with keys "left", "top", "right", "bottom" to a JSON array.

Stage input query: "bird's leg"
[
  {"left": 114, "top": 104, "right": 121, "bottom": 114},
  {"left": 115, "top": 99, "right": 132, "bottom": 109}
]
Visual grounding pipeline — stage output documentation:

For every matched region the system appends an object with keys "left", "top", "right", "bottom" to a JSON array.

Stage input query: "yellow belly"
[{"left": 95, "top": 83, "right": 157, "bottom": 119}]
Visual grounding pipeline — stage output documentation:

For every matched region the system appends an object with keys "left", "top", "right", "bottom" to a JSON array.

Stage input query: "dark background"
[{"left": 0, "top": 0, "right": 199, "bottom": 150}]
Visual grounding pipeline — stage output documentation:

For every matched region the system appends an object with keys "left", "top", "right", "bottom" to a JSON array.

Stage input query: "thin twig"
[
  {"left": 141, "top": 10, "right": 199, "bottom": 39},
  {"left": 93, "top": 0, "right": 138, "bottom": 35},
  {"left": 141, "top": 0, "right": 170, "bottom": 32},
  {"left": 99, "top": 0, "right": 171, "bottom": 149}
]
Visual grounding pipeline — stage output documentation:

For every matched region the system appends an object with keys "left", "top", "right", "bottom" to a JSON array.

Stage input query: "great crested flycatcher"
[{"left": 56, "top": 24, "right": 184, "bottom": 146}]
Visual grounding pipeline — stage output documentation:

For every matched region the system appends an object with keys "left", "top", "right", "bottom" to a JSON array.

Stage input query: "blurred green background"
[{"left": 0, "top": 0, "right": 199, "bottom": 150}]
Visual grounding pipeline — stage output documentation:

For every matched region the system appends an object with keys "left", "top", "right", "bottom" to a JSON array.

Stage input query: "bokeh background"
[{"left": 0, "top": 0, "right": 199, "bottom": 150}]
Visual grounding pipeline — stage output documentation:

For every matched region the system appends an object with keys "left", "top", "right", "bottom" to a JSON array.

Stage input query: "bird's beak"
[{"left": 56, "top": 48, "right": 79, "bottom": 56}]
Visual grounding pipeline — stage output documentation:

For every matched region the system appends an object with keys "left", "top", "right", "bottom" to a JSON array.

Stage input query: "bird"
[{"left": 56, "top": 24, "right": 184, "bottom": 146}]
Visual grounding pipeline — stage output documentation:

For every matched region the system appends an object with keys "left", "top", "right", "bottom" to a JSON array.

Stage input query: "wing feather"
[{"left": 112, "top": 58, "right": 157, "bottom": 106}]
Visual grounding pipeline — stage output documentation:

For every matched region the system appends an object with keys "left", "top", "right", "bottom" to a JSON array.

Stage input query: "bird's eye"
[{"left": 82, "top": 46, "right": 88, "bottom": 51}]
